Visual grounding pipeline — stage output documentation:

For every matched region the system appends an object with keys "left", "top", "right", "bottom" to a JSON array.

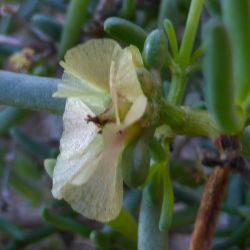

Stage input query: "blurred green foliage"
[{"left": 1, "top": 0, "right": 250, "bottom": 250}]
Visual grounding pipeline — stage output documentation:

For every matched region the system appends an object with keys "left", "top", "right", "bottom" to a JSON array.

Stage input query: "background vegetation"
[{"left": 1, "top": 0, "right": 250, "bottom": 250}]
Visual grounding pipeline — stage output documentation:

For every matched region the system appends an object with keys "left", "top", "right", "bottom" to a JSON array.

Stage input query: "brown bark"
[{"left": 189, "top": 167, "right": 230, "bottom": 250}]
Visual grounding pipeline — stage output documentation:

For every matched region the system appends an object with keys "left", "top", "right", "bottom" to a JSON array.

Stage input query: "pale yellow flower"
[{"left": 52, "top": 39, "right": 147, "bottom": 222}]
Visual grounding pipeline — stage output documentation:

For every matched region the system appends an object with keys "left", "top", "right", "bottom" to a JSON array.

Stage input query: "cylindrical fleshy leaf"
[{"left": 204, "top": 20, "right": 244, "bottom": 134}]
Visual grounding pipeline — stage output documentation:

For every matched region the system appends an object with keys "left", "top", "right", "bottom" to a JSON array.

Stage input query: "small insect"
[{"left": 85, "top": 114, "right": 109, "bottom": 128}]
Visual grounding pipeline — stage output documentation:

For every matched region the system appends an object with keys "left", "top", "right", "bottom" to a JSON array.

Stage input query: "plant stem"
[
  {"left": 42, "top": 208, "right": 91, "bottom": 237},
  {"left": 0, "top": 218, "right": 25, "bottom": 240},
  {"left": 159, "top": 144, "right": 174, "bottom": 232},
  {"left": 212, "top": 220, "right": 250, "bottom": 250},
  {"left": 160, "top": 99, "right": 220, "bottom": 138},
  {"left": 104, "top": 17, "right": 147, "bottom": 51},
  {"left": 178, "top": 0, "right": 204, "bottom": 68},
  {"left": 119, "top": 0, "right": 136, "bottom": 20},
  {"left": 157, "top": 0, "right": 178, "bottom": 28},
  {"left": 138, "top": 189, "right": 168, "bottom": 250},
  {"left": 167, "top": 71, "right": 187, "bottom": 105},
  {"left": 59, "top": 0, "right": 90, "bottom": 59},
  {"left": 5, "top": 225, "right": 56, "bottom": 250},
  {"left": 0, "top": 70, "right": 65, "bottom": 115},
  {"left": 189, "top": 167, "right": 230, "bottom": 250},
  {"left": 167, "top": 0, "right": 204, "bottom": 106},
  {"left": 108, "top": 208, "right": 138, "bottom": 242},
  {"left": 0, "top": 71, "right": 220, "bottom": 139}
]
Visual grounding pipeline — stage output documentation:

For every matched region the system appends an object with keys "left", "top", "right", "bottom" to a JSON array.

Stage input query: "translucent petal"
[
  {"left": 114, "top": 49, "right": 144, "bottom": 102},
  {"left": 125, "top": 45, "right": 144, "bottom": 68},
  {"left": 54, "top": 72, "right": 111, "bottom": 114},
  {"left": 58, "top": 133, "right": 124, "bottom": 222},
  {"left": 56, "top": 124, "right": 123, "bottom": 222},
  {"left": 44, "top": 158, "right": 56, "bottom": 178},
  {"left": 60, "top": 39, "right": 122, "bottom": 92},
  {"left": 110, "top": 60, "right": 121, "bottom": 124},
  {"left": 52, "top": 98, "right": 124, "bottom": 222},
  {"left": 52, "top": 98, "right": 102, "bottom": 198},
  {"left": 123, "top": 94, "right": 147, "bottom": 127}
]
